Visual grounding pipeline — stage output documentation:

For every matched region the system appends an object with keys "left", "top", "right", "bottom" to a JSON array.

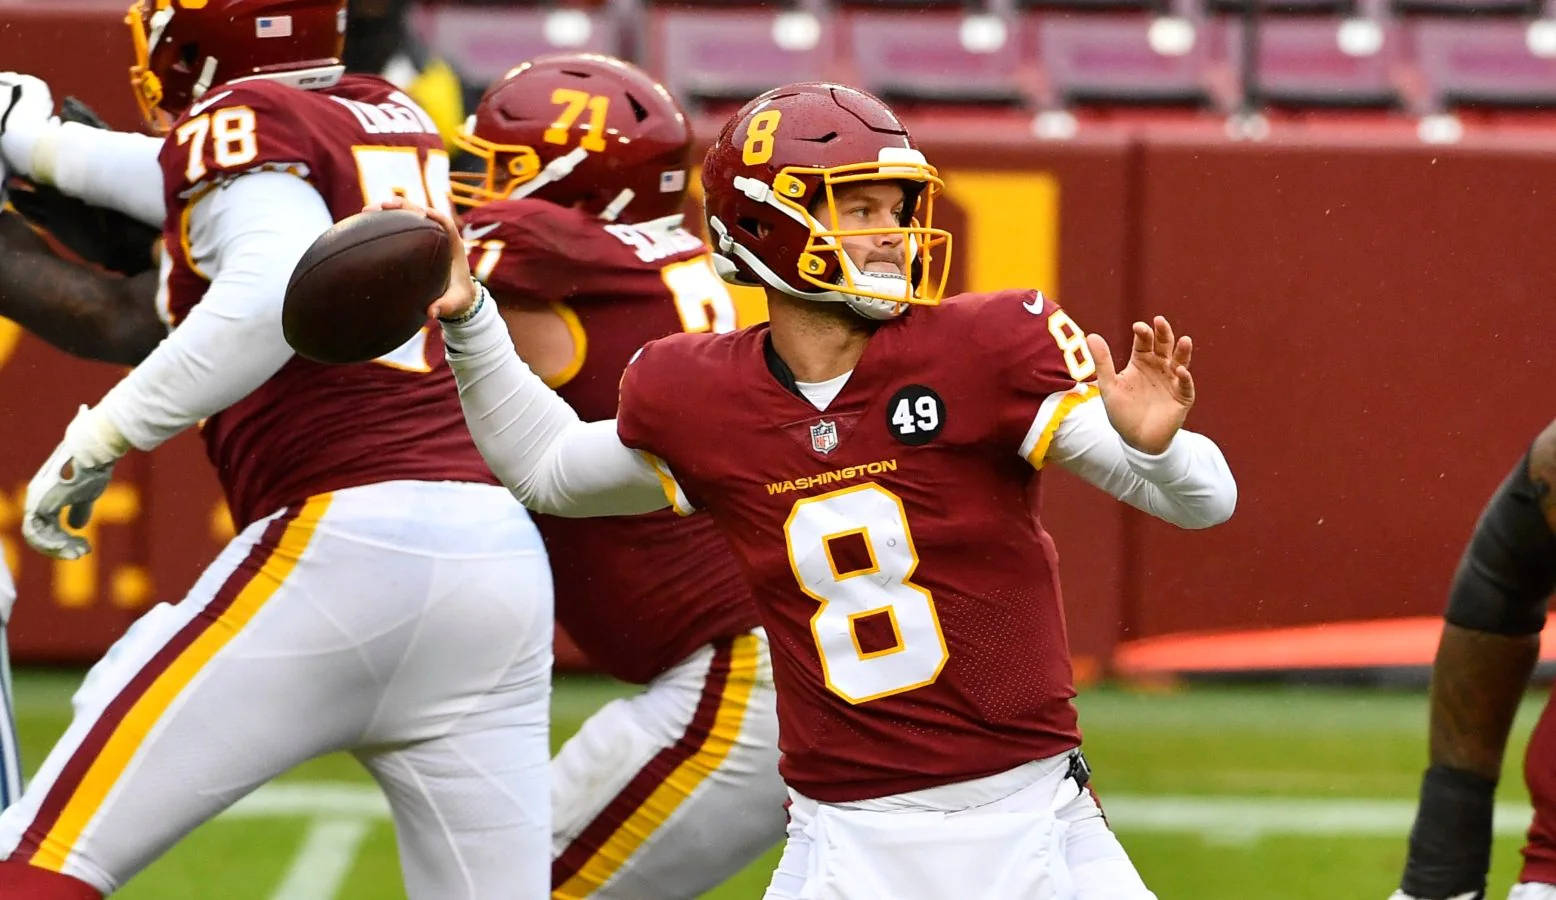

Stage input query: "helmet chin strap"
[
  {"left": 834, "top": 252, "right": 910, "bottom": 320},
  {"left": 192, "top": 56, "right": 219, "bottom": 101},
  {"left": 708, "top": 215, "right": 909, "bottom": 321},
  {"left": 511, "top": 146, "right": 588, "bottom": 202},
  {"left": 598, "top": 188, "right": 634, "bottom": 222}
]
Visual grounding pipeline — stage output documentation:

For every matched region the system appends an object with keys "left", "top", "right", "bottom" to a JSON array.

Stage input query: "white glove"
[
  {"left": 23, "top": 404, "right": 130, "bottom": 560},
  {"left": 1386, "top": 892, "right": 1482, "bottom": 900},
  {"left": 0, "top": 72, "right": 56, "bottom": 181}
]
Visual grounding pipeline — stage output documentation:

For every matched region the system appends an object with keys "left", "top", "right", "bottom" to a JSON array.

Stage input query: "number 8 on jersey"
[{"left": 784, "top": 484, "right": 948, "bottom": 704}]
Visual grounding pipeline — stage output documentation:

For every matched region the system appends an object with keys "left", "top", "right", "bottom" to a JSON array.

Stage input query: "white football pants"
[
  {"left": 551, "top": 629, "right": 785, "bottom": 898},
  {"left": 0, "top": 481, "right": 554, "bottom": 898},
  {"left": 765, "top": 750, "right": 1156, "bottom": 900}
]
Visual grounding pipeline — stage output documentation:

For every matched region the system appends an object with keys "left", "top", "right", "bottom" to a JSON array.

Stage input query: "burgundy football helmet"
[
  {"left": 702, "top": 82, "right": 950, "bottom": 320},
  {"left": 126, "top": 0, "right": 347, "bottom": 133},
  {"left": 451, "top": 53, "right": 691, "bottom": 223}
]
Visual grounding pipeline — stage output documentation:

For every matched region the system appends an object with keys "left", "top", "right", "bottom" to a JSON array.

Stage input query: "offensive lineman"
[
  {"left": 401, "top": 81, "right": 1237, "bottom": 897},
  {"left": 0, "top": 50, "right": 788, "bottom": 897},
  {"left": 451, "top": 54, "right": 786, "bottom": 897},
  {"left": 0, "top": 2, "right": 554, "bottom": 896}
]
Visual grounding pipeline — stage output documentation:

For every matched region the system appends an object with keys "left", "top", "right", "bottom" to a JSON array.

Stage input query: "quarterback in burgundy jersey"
[
  {"left": 0, "top": 3, "right": 554, "bottom": 897},
  {"left": 450, "top": 55, "right": 783, "bottom": 899},
  {"left": 416, "top": 80, "right": 1233, "bottom": 895}
]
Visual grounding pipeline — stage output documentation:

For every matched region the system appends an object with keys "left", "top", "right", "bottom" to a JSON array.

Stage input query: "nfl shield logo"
[{"left": 810, "top": 420, "right": 839, "bottom": 455}]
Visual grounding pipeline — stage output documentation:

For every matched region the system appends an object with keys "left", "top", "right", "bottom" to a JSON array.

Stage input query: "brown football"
[{"left": 282, "top": 209, "right": 452, "bottom": 365}]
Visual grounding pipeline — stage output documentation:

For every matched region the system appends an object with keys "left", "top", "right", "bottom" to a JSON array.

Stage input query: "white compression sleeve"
[
  {"left": 442, "top": 292, "right": 670, "bottom": 517},
  {"left": 1047, "top": 396, "right": 1237, "bottom": 529},
  {"left": 33, "top": 121, "right": 165, "bottom": 227},
  {"left": 94, "top": 171, "right": 330, "bottom": 450}
]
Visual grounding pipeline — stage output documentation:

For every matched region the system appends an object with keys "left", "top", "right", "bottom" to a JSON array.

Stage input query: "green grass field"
[{"left": 7, "top": 669, "right": 1548, "bottom": 898}]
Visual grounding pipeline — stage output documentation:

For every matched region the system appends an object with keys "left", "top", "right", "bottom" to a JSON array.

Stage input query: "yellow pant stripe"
[
  {"left": 554, "top": 633, "right": 760, "bottom": 898},
  {"left": 33, "top": 494, "right": 332, "bottom": 872}
]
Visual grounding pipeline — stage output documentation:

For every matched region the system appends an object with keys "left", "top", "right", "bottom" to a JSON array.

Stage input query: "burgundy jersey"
[
  {"left": 464, "top": 198, "right": 758, "bottom": 683},
  {"left": 157, "top": 75, "right": 495, "bottom": 528},
  {"left": 618, "top": 290, "right": 1094, "bottom": 801},
  {"left": 1522, "top": 692, "right": 1556, "bottom": 884}
]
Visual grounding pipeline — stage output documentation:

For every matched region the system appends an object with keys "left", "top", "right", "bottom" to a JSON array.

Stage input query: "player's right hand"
[
  {"left": 366, "top": 197, "right": 478, "bottom": 320},
  {"left": 0, "top": 72, "right": 55, "bottom": 180}
]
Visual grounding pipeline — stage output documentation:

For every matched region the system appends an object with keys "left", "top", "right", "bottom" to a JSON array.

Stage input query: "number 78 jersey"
[
  {"left": 617, "top": 289, "right": 1099, "bottom": 803},
  {"left": 157, "top": 75, "right": 494, "bottom": 528}
]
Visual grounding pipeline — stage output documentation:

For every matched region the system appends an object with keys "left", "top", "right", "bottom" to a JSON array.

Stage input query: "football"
[{"left": 282, "top": 209, "right": 452, "bottom": 365}]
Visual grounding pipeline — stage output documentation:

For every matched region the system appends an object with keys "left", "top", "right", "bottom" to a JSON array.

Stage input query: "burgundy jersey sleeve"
[
  {"left": 158, "top": 81, "right": 316, "bottom": 202},
  {"left": 615, "top": 333, "right": 705, "bottom": 512},
  {"left": 973, "top": 289, "right": 1100, "bottom": 468},
  {"left": 461, "top": 202, "right": 573, "bottom": 305}
]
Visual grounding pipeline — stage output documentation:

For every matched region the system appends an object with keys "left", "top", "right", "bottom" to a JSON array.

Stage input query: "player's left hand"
[
  {"left": 22, "top": 405, "right": 129, "bottom": 560},
  {"left": 1086, "top": 316, "right": 1194, "bottom": 455}
]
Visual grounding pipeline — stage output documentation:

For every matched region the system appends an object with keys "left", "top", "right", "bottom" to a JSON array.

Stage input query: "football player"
[
  {"left": 450, "top": 54, "right": 785, "bottom": 898},
  {"left": 1392, "top": 419, "right": 1556, "bottom": 900},
  {"left": 402, "top": 81, "right": 1237, "bottom": 897},
  {"left": 0, "top": 2, "right": 555, "bottom": 897}
]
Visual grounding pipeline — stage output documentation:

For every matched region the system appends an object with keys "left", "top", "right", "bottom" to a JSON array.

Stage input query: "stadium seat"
[
  {"left": 1015, "top": 0, "right": 1169, "bottom": 13},
  {"left": 406, "top": 4, "right": 622, "bottom": 86},
  {"left": 833, "top": 0, "right": 972, "bottom": 7},
  {"left": 1034, "top": 14, "right": 1214, "bottom": 108},
  {"left": 647, "top": 7, "right": 838, "bottom": 108},
  {"left": 1391, "top": 0, "right": 1538, "bottom": 18},
  {"left": 844, "top": 11, "right": 1031, "bottom": 105},
  {"left": 1224, "top": 19, "right": 1402, "bottom": 108},
  {"left": 1412, "top": 19, "right": 1556, "bottom": 109},
  {"left": 1207, "top": 0, "right": 1359, "bottom": 15}
]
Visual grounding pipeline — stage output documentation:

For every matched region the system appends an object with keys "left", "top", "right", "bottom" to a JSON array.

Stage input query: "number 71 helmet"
[
  {"left": 126, "top": 0, "right": 347, "bottom": 133},
  {"left": 450, "top": 53, "right": 692, "bottom": 224},
  {"left": 701, "top": 82, "right": 952, "bottom": 321}
]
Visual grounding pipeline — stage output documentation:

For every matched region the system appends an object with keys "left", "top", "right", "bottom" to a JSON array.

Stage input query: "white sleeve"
[
  {"left": 94, "top": 171, "right": 330, "bottom": 450},
  {"left": 1044, "top": 396, "right": 1237, "bottom": 529},
  {"left": 34, "top": 121, "right": 165, "bottom": 227},
  {"left": 443, "top": 291, "right": 671, "bottom": 517}
]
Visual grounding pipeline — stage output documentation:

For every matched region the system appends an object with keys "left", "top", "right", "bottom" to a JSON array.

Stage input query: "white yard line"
[
  {"left": 267, "top": 817, "right": 372, "bottom": 900},
  {"left": 1100, "top": 794, "right": 1534, "bottom": 840},
  {"left": 221, "top": 781, "right": 1539, "bottom": 843},
  {"left": 225, "top": 783, "right": 390, "bottom": 820}
]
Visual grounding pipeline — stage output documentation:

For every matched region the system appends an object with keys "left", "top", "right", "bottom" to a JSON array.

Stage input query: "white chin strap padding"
[
  {"left": 513, "top": 146, "right": 589, "bottom": 201},
  {"left": 192, "top": 55, "right": 219, "bottom": 101},
  {"left": 598, "top": 188, "right": 634, "bottom": 222}
]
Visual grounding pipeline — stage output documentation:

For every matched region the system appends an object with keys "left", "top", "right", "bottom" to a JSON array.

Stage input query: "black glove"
[
  {"left": 1398, "top": 765, "right": 1495, "bottom": 900},
  {"left": 6, "top": 96, "right": 159, "bottom": 276}
]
